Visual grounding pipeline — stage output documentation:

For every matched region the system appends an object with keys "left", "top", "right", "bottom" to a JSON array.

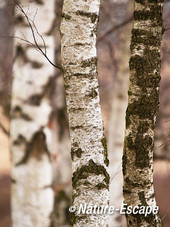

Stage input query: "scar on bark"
[{"left": 16, "top": 129, "right": 51, "bottom": 166}]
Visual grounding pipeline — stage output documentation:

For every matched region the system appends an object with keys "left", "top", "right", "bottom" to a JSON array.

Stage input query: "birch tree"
[
  {"left": 123, "top": 0, "right": 164, "bottom": 226},
  {"left": 10, "top": 0, "right": 55, "bottom": 226},
  {"left": 60, "top": 0, "right": 110, "bottom": 226},
  {"left": 108, "top": 22, "right": 130, "bottom": 227}
]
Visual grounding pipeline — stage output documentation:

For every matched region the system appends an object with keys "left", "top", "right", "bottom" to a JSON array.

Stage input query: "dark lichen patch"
[
  {"left": 70, "top": 213, "right": 88, "bottom": 227},
  {"left": 134, "top": 5, "right": 163, "bottom": 26},
  {"left": 137, "top": 121, "right": 149, "bottom": 133},
  {"left": 95, "top": 183, "right": 108, "bottom": 190},
  {"left": 73, "top": 142, "right": 79, "bottom": 147},
  {"left": 75, "top": 10, "right": 98, "bottom": 23},
  {"left": 130, "top": 29, "right": 161, "bottom": 50},
  {"left": 135, "top": 133, "right": 150, "bottom": 169},
  {"left": 70, "top": 125, "right": 83, "bottom": 130},
  {"left": 125, "top": 135, "right": 134, "bottom": 150},
  {"left": 129, "top": 54, "right": 161, "bottom": 86},
  {"left": 62, "top": 13, "right": 71, "bottom": 20},
  {"left": 126, "top": 93, "right": 159, "bottom": 121},
  {"left": 138, "top": 191, "right": 148, "bottom": 206},
  {"left": 72, "top": 159, "right": 110, "bottom": 189},
  {"left": 74, "top": 42, "right": 84, "bottom": 46},
  {"left": 101, "top": 137, "right": 109, "bottom": 166},
  {"left": 122, "top": 150, "right": 127, "bottom": 176},
  {"left": 125, "top": 177, "right": 141, "bottom": 187},
  {"left": 81, "top": 57, "right": 97, "bottom": 68},
  {"left": 71, "top": 148, "right": 83, "bottom": 160},
  {"left": 88, "top": 88, "right": 98, "bottom": 99}
]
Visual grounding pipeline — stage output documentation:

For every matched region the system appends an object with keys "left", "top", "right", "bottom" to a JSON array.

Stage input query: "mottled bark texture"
[
  {"left": 60, "top": 0, "right": 109, "bottom": 226},
  {"left": 11, "top": 0, "right": 55, "bottom": 226},
  {"left": 123, "top": 0, "right": 164, "bottom": 226}
]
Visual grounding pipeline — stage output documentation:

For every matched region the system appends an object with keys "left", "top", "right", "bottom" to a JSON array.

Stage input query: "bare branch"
[
  {"left": 97, "top": 16, "right": 133, "bottom": 43},
  {"left": 11, "top": 0, "right": 61, "bottom": 70},
  {"left": 0, "top": 122, "right": 10, "bottom": 137}
]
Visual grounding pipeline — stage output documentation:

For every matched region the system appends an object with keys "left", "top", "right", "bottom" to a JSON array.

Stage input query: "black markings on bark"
[
  {"left": 101, "top": 137, "right": 109, "bottom": 166},
  {"left": 11, "top": 106, "right": 32, "bottom": 121},
  {"left": 16, "top": 130, "right": 50, "bottom": 166},
  {"left": 28, "top": 94, "right": 42, "bottom": 106},
  {"left": 123, "top": 0, "right": 163, "bottom": 225},
  {"left": 35, "top": 0, "right": 44, "bottom": 4},
  {"left": 134, "top": 5, "right": 163, "bottom": 26},
  {"left": 71, "top": 147, "right": 83, "bottom": 160},
  {"left": 62, "top": 13, "right": 71, "bottom": 20},
  {"left": 28, "top": 75, "right": 55, "bottom": 106},
  {"left": 72, "top": 159, "right": 110, "bottom": 189},
  {"left": 75, "top": 10, "right": 98, "bottom": 23},
  {"left": 31, "top": 61, "right": 43, "bottom": 69},
  {"left": 81, "top": 57, "right": 97, "bottom": 68}
]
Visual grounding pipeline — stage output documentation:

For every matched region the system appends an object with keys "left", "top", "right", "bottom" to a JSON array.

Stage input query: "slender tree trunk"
[
  {"left": 123, "top": 0, "right": 164, "bottom": 226},
  {"left": 60, "top": 1, "right": 110, "bottom": 226},
  {"left": 108, "top": 24, "right": 130, "bottom": 227},
  {"left": 10, "top": 1, "right": 55, "bottom": 226}
]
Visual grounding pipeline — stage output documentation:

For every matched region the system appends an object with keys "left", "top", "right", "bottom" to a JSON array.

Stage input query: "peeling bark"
[
  {"left": 60, "top": 0, "right": 109, "bottom": 226},
  {"left": 11, "top": 0, "right": 55, "bottom": 226},
  {"left": 123, "top": 1, "right": 164, "bottom": 226}
]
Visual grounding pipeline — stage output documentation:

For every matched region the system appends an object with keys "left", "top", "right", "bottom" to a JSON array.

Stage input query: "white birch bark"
[
  {"left": 122, "top": 0, "right": 164, "bottom": 226},
  {"left": 10, "top": 0, "right": 55, "bottom": 226},
  {"left": 108, "top": 26, "right": 130, "bottom": 227},
  {"left": 60, "top": 1, "right": 110, "bottom": 226}
]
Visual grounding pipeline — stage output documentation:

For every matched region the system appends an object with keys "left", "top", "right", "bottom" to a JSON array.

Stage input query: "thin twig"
[
  {"left": 0, "top": 122, "right": 10, "bottom": 137},
  {"left": 97, "top": 16, "right": 133, "bottom": 43},
  {"left": 12, "top": 0, "right": 61, "bottom": 70}
]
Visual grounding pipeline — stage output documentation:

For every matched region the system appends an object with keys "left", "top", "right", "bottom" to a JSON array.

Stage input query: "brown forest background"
[{"left": 0, "top": 0, "right": 170, "bottom": 226}]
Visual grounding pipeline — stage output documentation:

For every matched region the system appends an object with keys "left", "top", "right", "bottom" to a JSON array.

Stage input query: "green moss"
[
  {"left": 101, "top": 137, "right": 109, "bottom": 166},
  {"left": 72, "top": 159, "right": 110, "bottom": 189}
]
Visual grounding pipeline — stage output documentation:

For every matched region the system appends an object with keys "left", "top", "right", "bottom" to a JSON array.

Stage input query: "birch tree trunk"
[
  {"left": 60, "top": 1, "right": 110, "bottom": 226},
  {"left": 10, "top": 1, "right": 55, "bottom": 226},
  {"left": 108, "top": 24, "right": 130, "bottom": 227},
  {"left": 123, "top": 0, "right": 164, "bottom": 226}
]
